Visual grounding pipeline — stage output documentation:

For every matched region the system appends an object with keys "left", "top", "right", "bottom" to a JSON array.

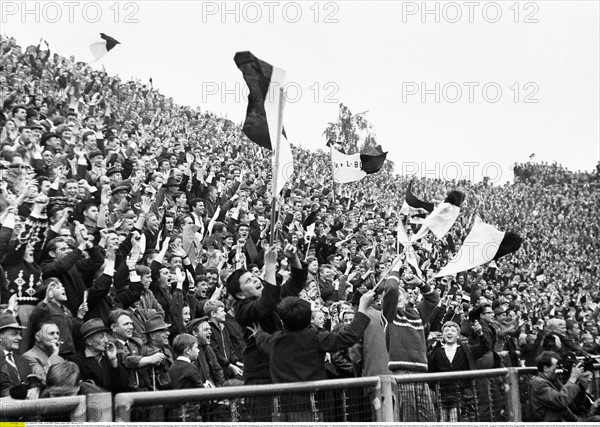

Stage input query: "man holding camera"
[{"left": 529, "top": 351, "right": 600, "bottom": 422}]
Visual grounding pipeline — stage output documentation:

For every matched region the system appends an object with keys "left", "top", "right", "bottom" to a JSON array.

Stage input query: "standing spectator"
[
  {"left": 141, "top": 315, "right": 173, "bottom": 391},
  {"left": 249, "top": 290, "right": 374, "bottom": 421},
  {"left": 427, "top": 320, "right": 489, "bottom": 421},
  {"left": 382, "top": 264, "right": 439, "bottom": 422},
  {"left": 204, "top": 299, "right": 242, "bottom": 380},
  {"left": 226, "top": 244, "right": 306, "bottom": 421}
]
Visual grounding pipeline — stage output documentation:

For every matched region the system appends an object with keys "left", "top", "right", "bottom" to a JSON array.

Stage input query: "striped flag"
[
  {"left": 89, "top": 33, "right": 120, "bottom": 61},
  {"left": 329, "top": 144, "right": 387, "bottom": 183},
  {"left": 234, "top": 51, "right": 293, "bottom": 196},
  {"left": 435, "top": 215, "right": 523, "bottom": 277}
]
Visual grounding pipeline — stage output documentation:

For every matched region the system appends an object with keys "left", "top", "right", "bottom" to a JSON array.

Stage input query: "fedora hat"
[
  {"left": 144, "top": 316, "right": 171, "bottom": 334},
  {"left": 0, "top": 313, "right": 27, "bottom": 331},
  {"left": 80, "top": 318, "right": 109, "bottom": 340}
]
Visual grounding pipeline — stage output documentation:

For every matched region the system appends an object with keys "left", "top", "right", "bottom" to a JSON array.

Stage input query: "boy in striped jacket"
[{"left": 382, "top": 267, "right": 439, "bottom": 421}]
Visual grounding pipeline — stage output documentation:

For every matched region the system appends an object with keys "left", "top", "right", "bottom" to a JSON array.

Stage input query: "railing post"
[
  {"left": 114, "top": 394, "right": 132, "bottom": 422},
  {"left": 505, "top": 367, "right": 521, "bottom": 422},
  {"left": 71, "top": 396, "right": 87, "bottom": 422},
  {"left": 378, "top": 375, "right": 398, "bottom": 422},
  {"left": 86, "top": 392, "right": 113, "bottom": 422}
]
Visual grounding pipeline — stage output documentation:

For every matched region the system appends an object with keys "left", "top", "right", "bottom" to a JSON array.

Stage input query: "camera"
[{"left": 557, "top": 351, "right": 595, "bottom": 374}]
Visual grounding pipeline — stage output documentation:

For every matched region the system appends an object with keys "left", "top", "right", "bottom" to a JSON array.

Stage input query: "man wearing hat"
[
  {"left": 141, "top": 315, "right": 173, "bottom": 390},
  {"left": 40, "top": 132, "right": 60, "bottom": 151},
  {"left": 70, "top": 318, "right": 128, "bottom": 393},
  {"left": 156, "top": 176, "right": 180, "bottom": 208},
  {"left": 86, "top": 149, "right": 105, "bottom": 184},
  {"left": 106, "top": 164, "right": 123, "bottom": 184},
  {"left": 108, "top": 309, "right": 165, "bottom": 392},
  {"left": 0, "top": 313, "right": 34, "bottom": 397},
  {"left": 187, "top": 317, "right": 224, "bottom": 388}
]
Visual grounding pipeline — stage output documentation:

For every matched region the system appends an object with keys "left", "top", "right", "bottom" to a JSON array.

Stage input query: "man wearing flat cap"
[
  {"left": 106, "top": 164, "right": 123, "bottom": 185},
  {"left": 0, "top": 313, "right": 35, "bottom": 397},
  {"left": 188, "top": 317, "right": 224, "bottom": 388},
  {"left": 70, "top": 318, "right": 128, "bottom": 393},
  {"left": 141, "top": 315, "right": 173, "bottom": 390}
]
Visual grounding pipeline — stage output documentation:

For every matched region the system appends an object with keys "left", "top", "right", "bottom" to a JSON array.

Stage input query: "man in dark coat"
[
  {"left": 226, "top": 244, "right": 307, "bottom": 421},
  {"left": 0, "top": 314, "right": 35, "bottom": 398},
  {"left": 70, "top": 318, "right": 128, "bottom": 393}
]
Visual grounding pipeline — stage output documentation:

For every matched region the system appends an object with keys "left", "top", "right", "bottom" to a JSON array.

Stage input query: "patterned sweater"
[{"left": 382, "top": 272, "right": 439, "bottom": 372}]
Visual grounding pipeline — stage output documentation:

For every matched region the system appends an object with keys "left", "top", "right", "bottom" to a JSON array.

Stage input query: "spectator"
[
  {"left": 427, "top": 320, "right": 489, "bottom": 421},
  {"left": 204, "top": 299, "right": 242, "bottom": 380},
  {"left": 249, "top": 290, "right": 374, "bottom": 420},
  {"left": 70, "top": 318, "right": 127, "bottom": 393},
  {"left": 382, "top": 265, "right": 439, "bottom": 422},
  {"left": 187, "top": 317, "right": 224, "bottom": 388},
  {"left": 0, "top": 313, "right": 35, "bottom": 398},
  {"left": 529, "top": 351, "right": 600, "bottom": 421},
  {"left": 22, "top": 321, "right": 65, "bottom": 382},
  {"left": 141, "top": 315, "right": 173, "bottom": 391}
]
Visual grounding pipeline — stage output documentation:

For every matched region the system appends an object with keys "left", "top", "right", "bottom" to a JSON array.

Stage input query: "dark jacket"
[
  {"left": 529, "top": 375, "right": 580, "bottom": 421},
  {"left": 427, "top": 334, "right": 490, "bottom": 372},
  {"left": 234, "top": 265, "right": 307, "bottom": 383},
  {"left": 70, "top": 350, "right": 129, "bottom": 393},
  {"left": 0, "top": 350, "right": 33, "bottom": 397},
  {"left": 195, "top": 343, "right": 225, "bottom": 387},
  {"left": 169, "top": 359, "right": 205, "bottom": 389},
  {"left": 208, "top": 320, "right": 238, "bottom": 379},
  {"left": 255, "top": 312, "right": 370, "bottom": 383},
  {"left": 41, "top": 246, "right": 105, "bottom": 315}
]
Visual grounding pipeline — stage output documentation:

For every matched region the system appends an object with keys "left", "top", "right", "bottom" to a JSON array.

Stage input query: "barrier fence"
[{"left": 1, "top": 365, "right": 598, "bottom": 422}]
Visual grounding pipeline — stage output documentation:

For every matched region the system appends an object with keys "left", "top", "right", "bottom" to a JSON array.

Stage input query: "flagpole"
[
  {"left": 329, "top": 142, "right": 337, "bottom": 209},
  {"left": 270, "top": 87, "right": 285, "bottom": 246}
]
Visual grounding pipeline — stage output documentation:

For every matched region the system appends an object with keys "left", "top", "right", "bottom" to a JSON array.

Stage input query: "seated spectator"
[
  {"left": 0, "top": 313, "right": 35, "bottom": 398},
  {"left": 22, "top": 321, "right": 65, "bottom": 382},
  {"left": 70, "top": 318, "right": 128, "bottom": 393}
]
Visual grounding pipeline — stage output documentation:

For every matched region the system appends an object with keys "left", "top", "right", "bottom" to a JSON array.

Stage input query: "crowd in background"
[{"left": 1, "top": 35, "right": 599, "bottom": 422}]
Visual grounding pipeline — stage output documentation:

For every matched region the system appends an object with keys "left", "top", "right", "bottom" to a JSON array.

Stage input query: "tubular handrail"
[
  {"left": 0, "top": 395, "right": 86, "bottom": 422},
  {"left": 114, "top": 376, "right": 382, "bottom": 422},
  {"left": 392, "top": 368, "right": 509, "bottom": 383}
]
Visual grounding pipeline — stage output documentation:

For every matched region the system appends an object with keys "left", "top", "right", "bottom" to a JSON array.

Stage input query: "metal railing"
[
  {"left": 0, "top": 395, "right": 86, "bottom": 422},
  {"left": 1, "top": 364, "right": 599, "bottom": 422},
  {"left": 114, "top": 376, "right": 382, "bottom": 422},
  {"left": 0, "top": 393, "right": 112, "bottom": 422}
]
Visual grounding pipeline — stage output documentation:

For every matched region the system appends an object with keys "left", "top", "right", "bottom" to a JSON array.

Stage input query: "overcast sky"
[{"left": 4, "top": 1, "right": 599, "bottom": 183}]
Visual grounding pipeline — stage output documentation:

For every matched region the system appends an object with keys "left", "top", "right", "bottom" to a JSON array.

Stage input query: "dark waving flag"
[
  {"left": 405, "top": 182, "right": 434, "bottom": 213},
  {"left": 234, "top": 51, "right": 293, "bottom": 196}
]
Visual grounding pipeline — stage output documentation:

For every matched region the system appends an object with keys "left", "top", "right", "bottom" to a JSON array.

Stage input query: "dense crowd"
[{"left": 1, "top": 34, "right": 599, "bottom": 422}]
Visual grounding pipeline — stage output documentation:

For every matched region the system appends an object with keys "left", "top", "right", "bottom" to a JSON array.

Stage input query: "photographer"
[{"left": 529, "top": 351, "right": 600, "bottom": 422}]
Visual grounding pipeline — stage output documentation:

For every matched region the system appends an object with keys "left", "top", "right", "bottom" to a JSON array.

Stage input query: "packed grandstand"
[{"left": 0, "top": 34, "right": 599, "bottom": 422}]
